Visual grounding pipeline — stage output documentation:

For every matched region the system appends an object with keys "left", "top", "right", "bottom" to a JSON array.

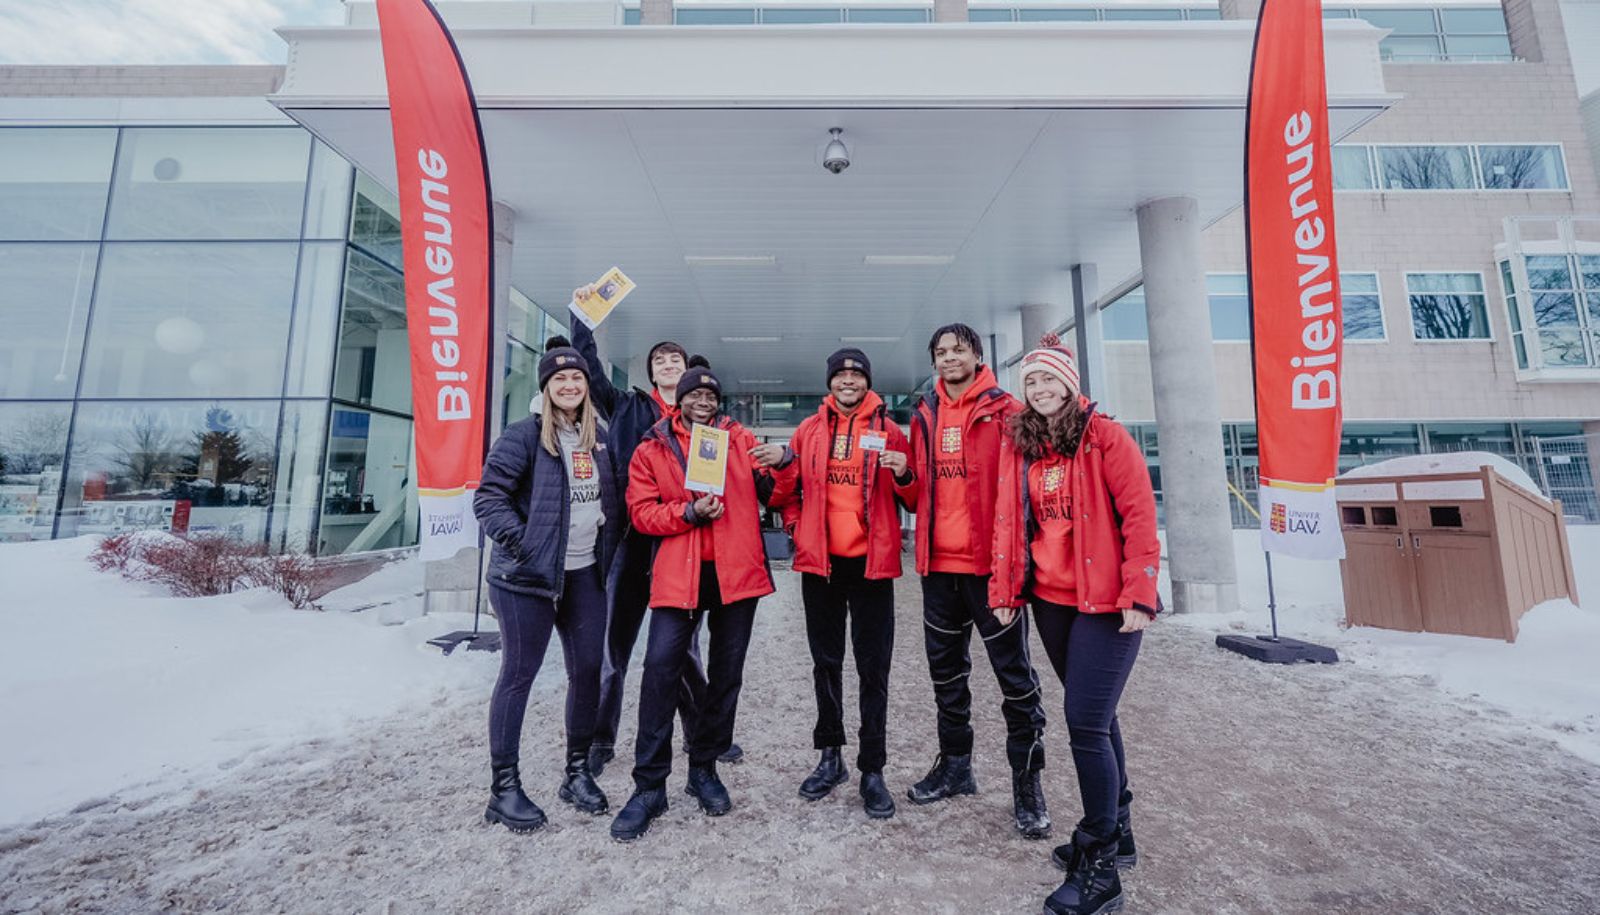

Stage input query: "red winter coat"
[
  {"left": 770, "top": 391, "right": 918, "bottom": 580},
  {"left": 627, "top": 414, "right": 797, "bottom": 611},
  {"left": 989, "top": 401, "right": 1161, "bottom": 616},
  {"left": 906, "top": 368, "right": 1021, "bottom": 577}
]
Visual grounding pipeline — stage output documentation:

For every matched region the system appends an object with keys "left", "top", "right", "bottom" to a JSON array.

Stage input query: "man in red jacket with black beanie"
[
  {"left": 906, "top": 323, "right": 1052, "bottom": 841},
  {"left": 768, "top": 348, "right": 918, "bottom": 819}
]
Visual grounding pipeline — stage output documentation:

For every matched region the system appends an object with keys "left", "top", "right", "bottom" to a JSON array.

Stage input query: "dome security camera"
[{"left": 822, "top": 128, "right": 850, "bottom": 175}]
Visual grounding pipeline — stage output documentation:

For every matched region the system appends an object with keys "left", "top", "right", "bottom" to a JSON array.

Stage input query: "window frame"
[
  {"left": 1404, "top": 270, "right": 1495, "bottom": 343},
  {"left": 1335, "top": 143, "right": 1572, "bottom": 193},
  {"left": 1473, "top": 142, "right": 1571, "bottom": 192},
  {"left": 1340, "top": 270, "right": 1389, "bottom": 343}
]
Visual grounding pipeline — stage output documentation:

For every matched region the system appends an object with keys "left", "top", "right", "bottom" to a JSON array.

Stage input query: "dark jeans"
[
  {"left": 594, "top": 530, "right": 708, "bottom": 749},
  {"left": 800, "top": 555, "right": 894, "bottom": 773},
  {"left": 487, "top": 565, "right": 607, "bottom": 763},
  {"left": 1033, "top": 599, "right": 1143, "bottom": 840},
  {"left": 921, "top": 571, "right": 1047, "bottom": 772},
  {"left": 632, "top": 564, "right": 759, "bottom": 792}
]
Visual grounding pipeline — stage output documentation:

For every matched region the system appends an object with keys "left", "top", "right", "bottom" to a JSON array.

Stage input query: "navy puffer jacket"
[{"left": 473, "top": 414, "right": 622, "bottom": 598}]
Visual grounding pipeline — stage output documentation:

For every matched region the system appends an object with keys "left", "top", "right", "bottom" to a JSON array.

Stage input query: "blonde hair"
[{"left": 540, "top": 385, "right": 598, "bottom": 457}]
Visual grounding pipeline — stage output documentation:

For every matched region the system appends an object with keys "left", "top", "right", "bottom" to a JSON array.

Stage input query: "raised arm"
[{"left": 569, "top": 308, "right": 622, "bottom": 416}]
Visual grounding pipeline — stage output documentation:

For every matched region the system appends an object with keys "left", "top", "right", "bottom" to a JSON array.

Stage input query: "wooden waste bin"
[{"left": 1335, "top": 463, "right": 1579, "bottom": 642}]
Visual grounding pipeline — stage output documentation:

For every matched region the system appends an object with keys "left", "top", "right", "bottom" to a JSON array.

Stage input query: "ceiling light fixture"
[
  {"left": 839, "top": 336, "right": 902, "bottom": 343},
  {"left": 863, "top": 255, "right": 956, "bottom": 267},
  {"left": 684, "top": 255, "right": 777, "bottom": 267},
  {"left": 739, "top": 378, "right": 787, "bottom": 385},
  {"left": 720, "top": 336, "right": 784, "bottom": 343}
]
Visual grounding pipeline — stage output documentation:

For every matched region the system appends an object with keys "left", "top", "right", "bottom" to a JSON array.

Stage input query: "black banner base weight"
[
  {"left": 1216, "top": 634, "right": 1338, "bottom": 664},
  {"left": 428, "top": 631, "right": 502, "bottom": 655}
]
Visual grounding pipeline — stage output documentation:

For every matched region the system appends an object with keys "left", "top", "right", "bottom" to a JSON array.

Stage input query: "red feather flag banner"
[
  {"left": 1246, "top": 0, "right": 1347, "bottom": 561},
  {"left": 375, "top": 0, "right": 494, "bottom": 561}
]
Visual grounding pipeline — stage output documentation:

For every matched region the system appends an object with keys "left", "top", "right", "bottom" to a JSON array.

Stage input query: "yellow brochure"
[
  {"left": 685, "top": 423, "right": 730, "bottom": 496},
  {"left": 570, "top": 266, "right": 636, "bottom": 330}
]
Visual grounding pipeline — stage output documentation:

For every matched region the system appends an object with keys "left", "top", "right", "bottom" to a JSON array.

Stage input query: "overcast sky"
[{"left": 0, "top": 0, "right": 1596, "bottom": 93}]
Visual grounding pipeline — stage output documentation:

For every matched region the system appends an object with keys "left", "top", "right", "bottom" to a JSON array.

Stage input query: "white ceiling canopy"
[{"left": 273, "top": 10, "right": 1393, "bottom": 392}]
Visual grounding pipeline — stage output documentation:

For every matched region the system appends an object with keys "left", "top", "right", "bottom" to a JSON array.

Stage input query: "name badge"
[{"left": 859, "top": 433, "right": 887, "bottom": 452}]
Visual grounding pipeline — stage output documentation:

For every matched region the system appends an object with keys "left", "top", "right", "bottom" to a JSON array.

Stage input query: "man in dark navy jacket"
[{"left": 570, "top": 287, "right": 741, "bottom": 773}]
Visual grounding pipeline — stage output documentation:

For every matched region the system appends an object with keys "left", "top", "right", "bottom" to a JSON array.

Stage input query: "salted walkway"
[{"left": 3, "top": 569, "right": 1598, "bottom": 914}]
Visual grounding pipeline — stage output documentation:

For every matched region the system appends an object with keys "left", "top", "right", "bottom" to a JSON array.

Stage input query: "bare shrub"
[
  {"left": 246, "top": 551, "right": 328, "bottom": 611},
  {"left": 88, "top": 532, "right": 139, "bottom": 574},
  {"left": 89, "top": 532, "right": 325, "bottom": 609}
]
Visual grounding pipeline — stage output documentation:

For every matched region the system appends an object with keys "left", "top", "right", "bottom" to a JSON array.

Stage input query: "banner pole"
[{"left": 1264, "top": 550, "right": 1279, "bottom": 641}]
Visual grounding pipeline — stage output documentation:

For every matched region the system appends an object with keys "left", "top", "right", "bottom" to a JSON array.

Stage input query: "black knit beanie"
[
  {"left": 675, "top": 355, "right": 721, "bottom": 403},
  {"left": 826, "top": 347, "right": 872, "bottom": 388},
  {"left": 538, "top": 336, "right": 590, "bottom": 390}
]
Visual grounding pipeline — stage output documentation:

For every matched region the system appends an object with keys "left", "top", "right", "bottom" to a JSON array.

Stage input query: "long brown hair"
[{"left": 1008, "top": 396, "right": 1087, "bottom": 462}]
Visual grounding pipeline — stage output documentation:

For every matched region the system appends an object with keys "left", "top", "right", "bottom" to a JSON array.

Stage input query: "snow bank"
[
  {"left": 1166, "top": 527, "right": 1600, "bottom": 765},
  {"left": 0, "top": 538, "right": 497, "bottom": 826},
  {"left": 1339, "top": 451, "right": 1548, "bottom": 502}
]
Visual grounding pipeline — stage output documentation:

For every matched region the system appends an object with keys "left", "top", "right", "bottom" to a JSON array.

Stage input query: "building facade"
[{"left": 1, "top": 0, "right": 1596, "bottom": 558}]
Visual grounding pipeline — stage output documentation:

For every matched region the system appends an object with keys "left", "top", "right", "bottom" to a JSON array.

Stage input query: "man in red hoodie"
[
  {"left": 767, "top": 348, "right": 917, "bottom": 819},
  {"left": 906, "top": 323, "right": 1051, "bottom": 840}
]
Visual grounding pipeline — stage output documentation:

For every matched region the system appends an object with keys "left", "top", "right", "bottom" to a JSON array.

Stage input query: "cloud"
[{"left": 0, "top": 1, "right": 347, "bottom": 65}]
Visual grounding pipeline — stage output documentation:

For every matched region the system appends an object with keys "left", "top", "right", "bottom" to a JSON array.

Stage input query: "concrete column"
[
  {"left": 1069, "top": 263, "right": 1106, "bottom": 402},
  {"left": 933, "top": 0, "right": 969, "bottom": 23},
  {"left": 416, "top": 201, "right": 515, "bottom": 621},
  {"left": 641, "top": 0, "right": 673, "bottom": 25},
  {"left": 1136, "top": 196, "right": 1239, "bottom": 614}
]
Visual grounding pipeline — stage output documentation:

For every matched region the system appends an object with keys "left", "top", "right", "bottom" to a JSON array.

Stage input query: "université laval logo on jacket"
[
  {"left": 832, "top": 433, "right": 852, "bottom": 460},
  {"left": 1042, "top": 465, "right": 1065, "bottom": 493},
  {"left": 1269, "top": 502, "right": 1288, "bottom": 534},
  {"left": 572, "top": 451, "right": 594, "bottom": 480},
  {"left": 940, "top": 426, "right": 961, "bottom": 454}
]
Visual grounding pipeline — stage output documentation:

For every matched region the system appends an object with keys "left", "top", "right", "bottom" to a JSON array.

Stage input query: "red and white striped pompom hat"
[{"left": 1020, "top": 333, "right": 1080, "bottom": 398}]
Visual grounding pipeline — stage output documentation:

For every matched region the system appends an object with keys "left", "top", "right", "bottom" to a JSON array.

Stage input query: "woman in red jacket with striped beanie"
[{"left": 990, "top": 334, "right": 1160, "bottom": 915}]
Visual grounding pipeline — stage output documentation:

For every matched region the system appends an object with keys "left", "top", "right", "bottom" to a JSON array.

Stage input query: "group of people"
[{"left": 471, "top": 284, "right": 1161, "bottom": 915}]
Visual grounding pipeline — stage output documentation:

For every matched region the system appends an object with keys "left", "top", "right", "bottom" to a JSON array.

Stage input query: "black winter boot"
[
  {"left": 1012, "top": 768, "right": 1052, "bottom": 840},
  {"left": 609, "top": 787, "right": 668, "bottom": 843},
  {"left": 906, "top": 753, "right": 977, "bottom": 805},
  {"left": 1043, "top": 829, "right": 1123, "bottom": 915},
  {"left": 719, "top": 743, "right": 745, "bottom": 764},
  {"left": 558, "top": 751, "right": 609, "bottom": 815},
  {"left": 586, "top": 742, "right": 615, "bottom": 777},
  {"left": 1056, "top": 815, "right": 1137, "bottom": 871},
  {"left": 484, "top": 758, "right": 547, "bottom": 834},
  {"left": 798, "top": 747, "right": 849, "bottom": 801},
  {"left": 686, "top": 764, "right": 733, "bottom": 816},
  {"left": 859, "top": 771, "right": 896, "bottom": 819}
]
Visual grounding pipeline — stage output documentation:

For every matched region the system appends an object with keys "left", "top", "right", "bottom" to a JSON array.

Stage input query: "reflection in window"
[
  {"left": 1477, "top": 145, "right": 1567, "bottom": 190},
  {"left": 319, "top": 407, "right": 417, "bottom": 554},
  {"left": 0, "top": 127, "right": 118, "bottom": 240},
  {"left": 107, "top": 128, "right": 311, "bottom": 240},
  {"left": 333, "top": 249, "right": 411, "bottom": 415},
  {"left": 1341, "top": 272, "right": 1385, "bottom": 340},
  {"left": 1331, "top": 145, "right": 1375, "bottom": 190},
  {"left": 80, "top": 243, "right": 298, "bottom": 398},
  {"left": 1424, "top": 422, "right": 1515, "bottom": 459},
  {"left": 1407, "top": 272, "right": 1490, "bottom": 339},
  {"left": 285, "top": 242, "right": 348, "bottom": 397},
  {"left": 0, "top": 243, "right": 97, "bottom": 398},
  {"left": 269, "top": 400, "right": 329, "bottom": 554},
  {"left": 0, "top": 402, "right": 72, "bottom": 542},
  {"left": 1339, "top": 422, "right": 1422, "bottom": 472},
  {"left": 303, "top": 141, "right": 355, "bottom": 240},
  {"left": 349, "top": 172, "right": 402, "bottom": 269},
  {"left": 1524, "top": 256, "right": 1590, "bottom": 367},
  {"left": 1500, "top": 260, "right": 1529, "bottom": 369},
  {"left": 59, "top": 400, "right": 280, "bottom": 542},
  {"left": 1378, "top": 145, "right": 1474, "bottom": 190}
]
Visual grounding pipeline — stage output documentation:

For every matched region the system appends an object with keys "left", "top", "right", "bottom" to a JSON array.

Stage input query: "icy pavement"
[{"left": 2, "top": 546, "right": 1599, "bottom": 913}]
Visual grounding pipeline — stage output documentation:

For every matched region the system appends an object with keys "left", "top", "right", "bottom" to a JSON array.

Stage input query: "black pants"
[
  {"left": 800, "top": 555, "right": 894, "bottom": 773},
  {"left": 487, "top": 565, "right": 607, "bottom": 763},
  {"left": 594, "top": 530, "right": 708, "bottom": 749},
  {"left": 632, "top": 564, "right": 759, "bottom": 792},
  {"left": 921, "top": 571, "right": 1047, "bottom": 772},
  {"left": 1033, "top": 599, "right": 1142, "bottom": 840}
]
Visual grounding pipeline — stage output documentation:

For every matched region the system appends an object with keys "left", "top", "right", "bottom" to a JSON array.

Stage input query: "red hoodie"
[
  {"left": 906, "top": 365, "right": 1020, "bottom": 577},
  {"left": 771, "top": 390, "right": 918, "bottom": 580}
]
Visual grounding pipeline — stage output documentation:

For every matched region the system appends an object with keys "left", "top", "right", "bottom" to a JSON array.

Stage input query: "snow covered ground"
[{"left": 0, "top": 537, "right": 499, "bottom": 826}]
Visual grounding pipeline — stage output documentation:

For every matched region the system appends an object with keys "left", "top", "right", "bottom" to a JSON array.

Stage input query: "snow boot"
[
  {"left": 587, "top": 742, "right": 615, "bottom": 777},
  {"left": 1054, "top": 814, "right": 1137, "bottom": 871},
  {"left": 906, "top": 753, "right": 977, "bottom": 805},
  {"left": 484, "top": 758, "right": 547, "bottom": 834},
  {"left": 610, "top": 787, "right": 668, "bottom": 843},
  {"left": 558, "top": 752, "right": 609, "bottom": 816},
  {"left": 685, "top": 764, "right": 733, "bottom": 816},
  {"left": 719, "top": 743, "right": 745, "bottom": 764},
  {"left": 859, "top": 771, "right": 896, "bottom": 820},
  {"left": 1013, "top": 768, "right": 1052, "bottom": 840},
  {"left": 1043, "top": 829, "right": 1123, "bottom": 915},
  {"left": 798, "top": 747, "right": 849, "bottom": 801}
]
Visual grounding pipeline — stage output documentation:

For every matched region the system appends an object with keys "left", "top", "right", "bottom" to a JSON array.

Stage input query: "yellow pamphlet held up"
[
  {"left": 685, "top": 423, "right": 730, "bottom": 496},
  {"left": 570, "top": 266, "right": 636, "bottom": 330}
]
